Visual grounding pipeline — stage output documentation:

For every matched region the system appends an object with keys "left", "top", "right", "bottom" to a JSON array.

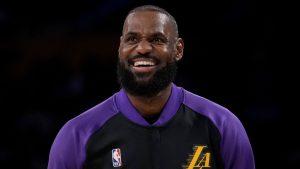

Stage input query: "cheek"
[
  {"left": 162, "top": 50, "right": 176, "bottom": 62},
  {"left": 118, "top": 47, "right": 127, "bottom": 61},
  {"left": 121, "top": 43, "right": 136, "bottom": 53},
  {"left": 119, "top": 45, "right": 134, "bottom": 60}
]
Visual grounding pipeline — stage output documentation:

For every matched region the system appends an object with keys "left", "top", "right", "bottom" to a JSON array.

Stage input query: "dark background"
[{"left": 1, "top": 0, "right": 297, "bottom": 168}]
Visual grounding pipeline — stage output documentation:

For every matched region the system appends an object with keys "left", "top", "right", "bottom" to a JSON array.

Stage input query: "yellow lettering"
[
  {"left": 187, "top": 146, "right": 211, "bottom": 169},
  {"left": 195, "top": 153, "right": 211, "bottom": 168}
]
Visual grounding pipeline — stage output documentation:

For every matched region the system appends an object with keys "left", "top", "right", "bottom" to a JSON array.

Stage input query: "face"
[{"left": 118, "top": 11, "right": 184, "bottom": 96}]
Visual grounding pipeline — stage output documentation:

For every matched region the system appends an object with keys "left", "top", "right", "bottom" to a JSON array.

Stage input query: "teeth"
[{"left": 134, "top": 61, "right": 155, "bottom": 67}]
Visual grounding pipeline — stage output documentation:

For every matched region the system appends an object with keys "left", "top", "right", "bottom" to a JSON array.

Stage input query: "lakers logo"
[{"left": 183, "top": 145, "right": 211, "bottom": 169}]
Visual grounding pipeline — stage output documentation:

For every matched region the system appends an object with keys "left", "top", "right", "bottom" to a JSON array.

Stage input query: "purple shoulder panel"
[
  {"left": 47, "top": 94, "right": 119, "bottom": 169},
  {"left": 183, "top": 90, "right": 255, "bottom": 169}
]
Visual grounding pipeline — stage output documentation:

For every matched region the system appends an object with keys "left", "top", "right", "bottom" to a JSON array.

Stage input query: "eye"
[
  {"left": 154, "top": 37, "right": 162, "bottom": 42},
  {"left": 125, "top": 36, "right": 138, "bottom": 44},
  {"left": 151, "top": 36, "right": 167, "bottom": 44}
]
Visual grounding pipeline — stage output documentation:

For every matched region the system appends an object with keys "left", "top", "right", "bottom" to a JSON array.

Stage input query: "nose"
[{"left": 136, "top": 40, "right": 152, "bottom": 55}]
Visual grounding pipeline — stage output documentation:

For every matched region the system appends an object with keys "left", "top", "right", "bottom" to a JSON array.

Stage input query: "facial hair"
[{"left": 117, "top": 60, "right": 177, "bottom": 97}]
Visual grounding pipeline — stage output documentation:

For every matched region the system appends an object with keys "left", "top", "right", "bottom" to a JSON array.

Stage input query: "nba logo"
[{"left": 112, "top": 148, "right": 122, "bottom": 167}]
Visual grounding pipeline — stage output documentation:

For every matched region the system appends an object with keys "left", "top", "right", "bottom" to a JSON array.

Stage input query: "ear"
[{"left": 174, "top": 38, "right": 184, "bottom": 61}]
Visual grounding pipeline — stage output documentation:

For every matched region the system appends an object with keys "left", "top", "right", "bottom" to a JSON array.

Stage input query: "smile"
[
  {"left": 129, "top": 58, "right": 158, "bottom": 73},
  {"left": 133, "top": 60, "right": 155, "bottom": 67}
]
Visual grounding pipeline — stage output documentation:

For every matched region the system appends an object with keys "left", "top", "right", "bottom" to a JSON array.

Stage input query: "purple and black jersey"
[{"left": 47, "top": 83, "right": 255, "bottom": 169}]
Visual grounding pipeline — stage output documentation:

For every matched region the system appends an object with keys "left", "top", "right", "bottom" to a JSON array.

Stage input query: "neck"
[{"left": 127, "top": 84, "right": 172, "bottom": 118}]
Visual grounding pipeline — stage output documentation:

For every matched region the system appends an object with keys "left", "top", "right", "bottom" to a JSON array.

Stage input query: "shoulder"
[
  {"left": 182, "top": 89, "right": 242, "bottom": 135},
  {"left": 61, "top": 93, "right": 120, "bottom": 137},
  {"left": 48, "top": 93, "right": 120, "bottom": 169},
  {"left": 181, "top": 88, "right": 255, "bottom": 169},
  {"left": 53, "top": 93, "right": 120, "bottom": 146},
  {"left": 52, "top": 93, "right": 121, "bottom": 152}
]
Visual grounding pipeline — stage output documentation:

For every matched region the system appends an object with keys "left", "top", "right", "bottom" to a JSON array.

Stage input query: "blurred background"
[{"left": 1, "top": 0, "right": 297, "bottom": 168}]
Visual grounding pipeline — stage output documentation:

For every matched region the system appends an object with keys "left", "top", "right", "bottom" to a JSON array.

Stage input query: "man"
[{"left": 47, "top": 5, "right": 255, "bottom": 169}]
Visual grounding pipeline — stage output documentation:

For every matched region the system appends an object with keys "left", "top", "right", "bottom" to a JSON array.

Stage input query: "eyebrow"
[
  {"left": 124, "top": 32, "right": 167, "bottom": 38},
  {"left": 124, "top": 32, "right": 139, "bottom": 37}
]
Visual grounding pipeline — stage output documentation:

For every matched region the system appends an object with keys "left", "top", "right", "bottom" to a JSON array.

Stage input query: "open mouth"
[
  {"left": 129, "top": 58, "right": 159, "bottom": 73},
  {"left": 133, "top": 60, "right": 155, "bottom": 67},
  {"left": 129, "top": 57, "right": 158, "bottom": 67}
]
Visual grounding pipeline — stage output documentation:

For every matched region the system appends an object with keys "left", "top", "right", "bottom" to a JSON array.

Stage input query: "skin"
[{"left": 118, "top": 10, "right": 184, "bottom": 118}]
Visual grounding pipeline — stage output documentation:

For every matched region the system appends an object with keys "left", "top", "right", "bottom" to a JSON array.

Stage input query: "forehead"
[{"left": 123, "top": 11, "right": 173, "bottom": 36}]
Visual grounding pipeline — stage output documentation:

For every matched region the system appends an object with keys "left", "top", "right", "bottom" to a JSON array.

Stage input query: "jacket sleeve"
[
  {"left": 220, "top": 113, "right": 255, "bottom": 169},
  {"left": 47, "top": 121, "right": 86, "bottom": 169}
]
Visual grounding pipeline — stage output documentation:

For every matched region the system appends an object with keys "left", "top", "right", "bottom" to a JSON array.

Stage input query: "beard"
[{"left": 117, "top": 60, "right": 177, "bottom": 97}]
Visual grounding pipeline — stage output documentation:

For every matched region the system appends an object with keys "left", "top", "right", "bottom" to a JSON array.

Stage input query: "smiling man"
[
  {"left": 117, "top": 8, "right": 183, "bottom": 121},
  {"left": 47, "top": 5, "right": 255, "bottom": 169}
]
